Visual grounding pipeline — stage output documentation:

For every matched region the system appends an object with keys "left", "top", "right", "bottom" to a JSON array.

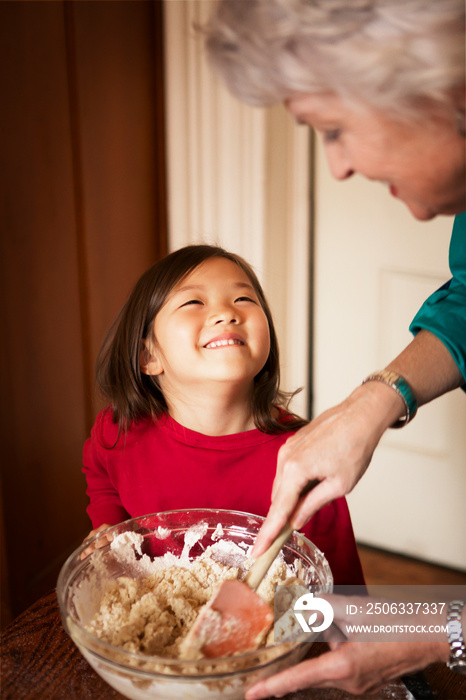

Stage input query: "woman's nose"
[{"left": 325, "top": 145, "right": 354, "bottom": 181}]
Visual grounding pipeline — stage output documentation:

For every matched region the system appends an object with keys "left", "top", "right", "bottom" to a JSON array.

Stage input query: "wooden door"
[{"left": 0, "top": 1, "right": 167, "bottom": 627}]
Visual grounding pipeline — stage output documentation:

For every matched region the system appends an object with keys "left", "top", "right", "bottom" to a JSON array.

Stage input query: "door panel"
[
  {"left": 0, "top": 0, "right": 90, "bottom": 624},
  {"left": 313, "top": 138, "right": 466, "bottom": 570}
]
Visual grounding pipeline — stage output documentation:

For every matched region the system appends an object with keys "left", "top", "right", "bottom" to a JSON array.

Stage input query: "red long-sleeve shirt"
[{"left": 83, "top": 409, "right": 365, "bottom": 586}]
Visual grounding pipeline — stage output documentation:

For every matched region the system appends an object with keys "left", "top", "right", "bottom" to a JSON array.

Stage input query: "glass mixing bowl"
[{"left": 57, "top": 509, "right": 333, "bottom": 700}]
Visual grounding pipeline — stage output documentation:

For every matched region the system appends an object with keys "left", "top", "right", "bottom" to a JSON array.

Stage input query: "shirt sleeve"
[
  {"left": 82, "top": 409, "right": 130, "bottom": 528},
  {"left": 409, "top": 212, "right": 466, "bottom": 385}
]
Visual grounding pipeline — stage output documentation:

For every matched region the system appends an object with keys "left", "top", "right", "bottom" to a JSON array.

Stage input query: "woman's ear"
[{"left": 140, "top": 339, "right": 164, "bottom": 376}]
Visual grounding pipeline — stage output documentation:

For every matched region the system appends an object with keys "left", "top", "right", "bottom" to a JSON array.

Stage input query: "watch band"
[
  {"left": 447, "top": 600, "right": 466, "bottom": 674},
  {"left": 362, "top": 370, "right": 418, "bottom": 428}
]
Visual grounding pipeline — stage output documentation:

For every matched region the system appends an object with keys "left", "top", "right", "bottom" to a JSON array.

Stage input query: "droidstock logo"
[{"left": 293, "top": 592, "right": 334, "bottom": 633}]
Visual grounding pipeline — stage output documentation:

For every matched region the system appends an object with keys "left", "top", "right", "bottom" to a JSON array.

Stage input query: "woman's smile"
[{"left": 286, "top": 92, "right": 466, "bottom": 220}]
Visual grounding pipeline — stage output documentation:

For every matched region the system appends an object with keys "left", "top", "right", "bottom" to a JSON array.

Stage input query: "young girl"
[{"left": 83, "top": 244, "right": 364, "bottom": 585}]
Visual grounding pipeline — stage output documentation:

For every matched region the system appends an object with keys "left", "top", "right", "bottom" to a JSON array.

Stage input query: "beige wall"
[{"left": 163, "top": 0, "right": 312, "bottom": 418}]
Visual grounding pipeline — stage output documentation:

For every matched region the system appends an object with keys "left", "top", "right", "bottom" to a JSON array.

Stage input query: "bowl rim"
[
  {"left": 72, "top": 625, "right": 312, "bottom": 682},
  {"left": 57, "top": 508, "right": 333, "bottom": 677}
]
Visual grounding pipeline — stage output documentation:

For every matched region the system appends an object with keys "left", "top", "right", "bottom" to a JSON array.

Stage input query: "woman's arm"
[
  {"left": 387, "top": 329, "right": 464, "bottom": 404},
  {"left": 252, "top": 330, "right": 463, "bottom": 557}
]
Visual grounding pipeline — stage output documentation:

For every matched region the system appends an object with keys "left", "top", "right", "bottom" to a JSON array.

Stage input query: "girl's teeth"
[{"left": 206, "top": 339, "right": 243, "bottom": 349}]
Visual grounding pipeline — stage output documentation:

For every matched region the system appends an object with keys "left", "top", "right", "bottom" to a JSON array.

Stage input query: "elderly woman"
[{"left": 204, "top": 1, "right": 466, "bottom": 697}]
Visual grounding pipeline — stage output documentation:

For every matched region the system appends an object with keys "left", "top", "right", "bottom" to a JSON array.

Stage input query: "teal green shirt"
[{"left": 410, "top": 212, "right": 466, "bottom": 384}]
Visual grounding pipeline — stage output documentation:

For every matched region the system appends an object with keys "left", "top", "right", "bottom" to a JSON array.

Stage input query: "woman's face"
[{"left": 286, "top": 92, "right": 466, "bottom": 221}]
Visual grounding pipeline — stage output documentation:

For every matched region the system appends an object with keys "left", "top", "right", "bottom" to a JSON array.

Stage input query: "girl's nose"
[
  {"left": 214, "top": 313, "right": 238, "bottom": 325},
  {"left": 211, "top": 304, "right": 239, "bottom": 325},
  {"left": 325, "top": 145, "right": 354, "bottom": 181}
]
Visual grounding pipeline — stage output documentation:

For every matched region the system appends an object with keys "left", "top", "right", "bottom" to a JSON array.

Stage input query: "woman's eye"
[{"left": 323, "top": 129, "right": 342, "bottom": 144}]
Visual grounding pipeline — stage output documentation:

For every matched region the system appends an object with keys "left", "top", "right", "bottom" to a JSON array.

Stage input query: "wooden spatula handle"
[
  {"left": 245, "top": 522, "right": 294, "bottom": 591},
  {"left": 245, "top": 480, "right": 319, "bottom": 591}
]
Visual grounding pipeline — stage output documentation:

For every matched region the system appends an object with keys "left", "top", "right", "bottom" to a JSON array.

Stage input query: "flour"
[
  {"left": 155, "top": 526, "right": 170, "bottom": 539},
  {"left": 211, "top": 523, "right": 224, "bottom": 541}
]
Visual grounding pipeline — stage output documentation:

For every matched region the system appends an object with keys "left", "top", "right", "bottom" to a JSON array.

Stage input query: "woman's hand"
[
  {"left": 252, "top": 330, "right": 464, "bottom": 558},
  {"left": 245, "top": 594, "right": 450, "bottom": 699},
  {"left": 246, "top": 639, "right": 446, "bottom": 698},
  {"left": 80, "top": 523, "right": 113, "bottom": 559},
  {"left": 251, "top": 380, "right": 404, "bottom": 557}
]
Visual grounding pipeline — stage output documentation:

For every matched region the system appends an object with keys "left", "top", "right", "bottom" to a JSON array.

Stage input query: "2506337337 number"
[{"left": 346, "top": 602, "right": 447, "bottom": 615}]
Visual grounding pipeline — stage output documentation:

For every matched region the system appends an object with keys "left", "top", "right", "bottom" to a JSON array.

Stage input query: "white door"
[{"left": 313, "top": 138, "right": 466, "bottom": 570}]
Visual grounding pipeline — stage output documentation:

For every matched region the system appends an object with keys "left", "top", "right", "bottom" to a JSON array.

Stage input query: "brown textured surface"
[
  {"left": 0, "top": 591, "right": 121, "bottom": 700},
  {"left": 358, "top": 545, "right": 466, "bottom": 587}
]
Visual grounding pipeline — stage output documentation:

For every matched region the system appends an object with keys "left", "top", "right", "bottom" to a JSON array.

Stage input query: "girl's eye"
[
  {"left": 323, "top": 129, "right": 342, "bottom": 144},
  {"left": 181, "top": 299, "right": 203, "bottom": 307},
  {"left": 236, "top": 296, "right": 256, "bottom": 304}
]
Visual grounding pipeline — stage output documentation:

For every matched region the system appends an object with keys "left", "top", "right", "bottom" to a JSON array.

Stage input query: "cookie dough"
[{"left": 86, "top": 526, "right": 302, "bottom": 660}]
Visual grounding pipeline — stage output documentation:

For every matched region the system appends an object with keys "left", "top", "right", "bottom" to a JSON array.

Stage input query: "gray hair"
[{"left": 204, "top": 0, "right": 465, "bottom": 121}]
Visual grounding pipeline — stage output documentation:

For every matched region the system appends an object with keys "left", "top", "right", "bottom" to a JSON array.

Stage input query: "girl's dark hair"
[{"left": 97, "top": 244, "right": 308, "bottom": 435}]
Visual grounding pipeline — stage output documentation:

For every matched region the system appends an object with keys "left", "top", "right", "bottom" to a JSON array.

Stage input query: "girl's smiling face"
[
  {"left": 142, "top": 257, "right": 271, "bottom": 399},
  {"left": 286, "top": 92, "right": 466, "bottom": 221}
]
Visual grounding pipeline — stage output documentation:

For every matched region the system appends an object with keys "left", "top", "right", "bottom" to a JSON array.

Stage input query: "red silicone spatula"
[
  {"left": 183, "top": 520, "right": 296, "bottom": 658},
  {"left": 183, "top": 483, "right": 319, "bottom": 658}
]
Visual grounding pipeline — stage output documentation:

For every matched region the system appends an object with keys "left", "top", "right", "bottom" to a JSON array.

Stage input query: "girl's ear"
[{"left": 140, "top": 339, "right": 164, "bottom": 376}]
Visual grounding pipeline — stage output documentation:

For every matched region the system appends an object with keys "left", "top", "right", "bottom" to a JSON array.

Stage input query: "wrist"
[
  {"left": 362, "top": 370, "right": 417, "bottom": 428},
  {"left": 348, "top": 380, "right": 407, "bottom": 435}
]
